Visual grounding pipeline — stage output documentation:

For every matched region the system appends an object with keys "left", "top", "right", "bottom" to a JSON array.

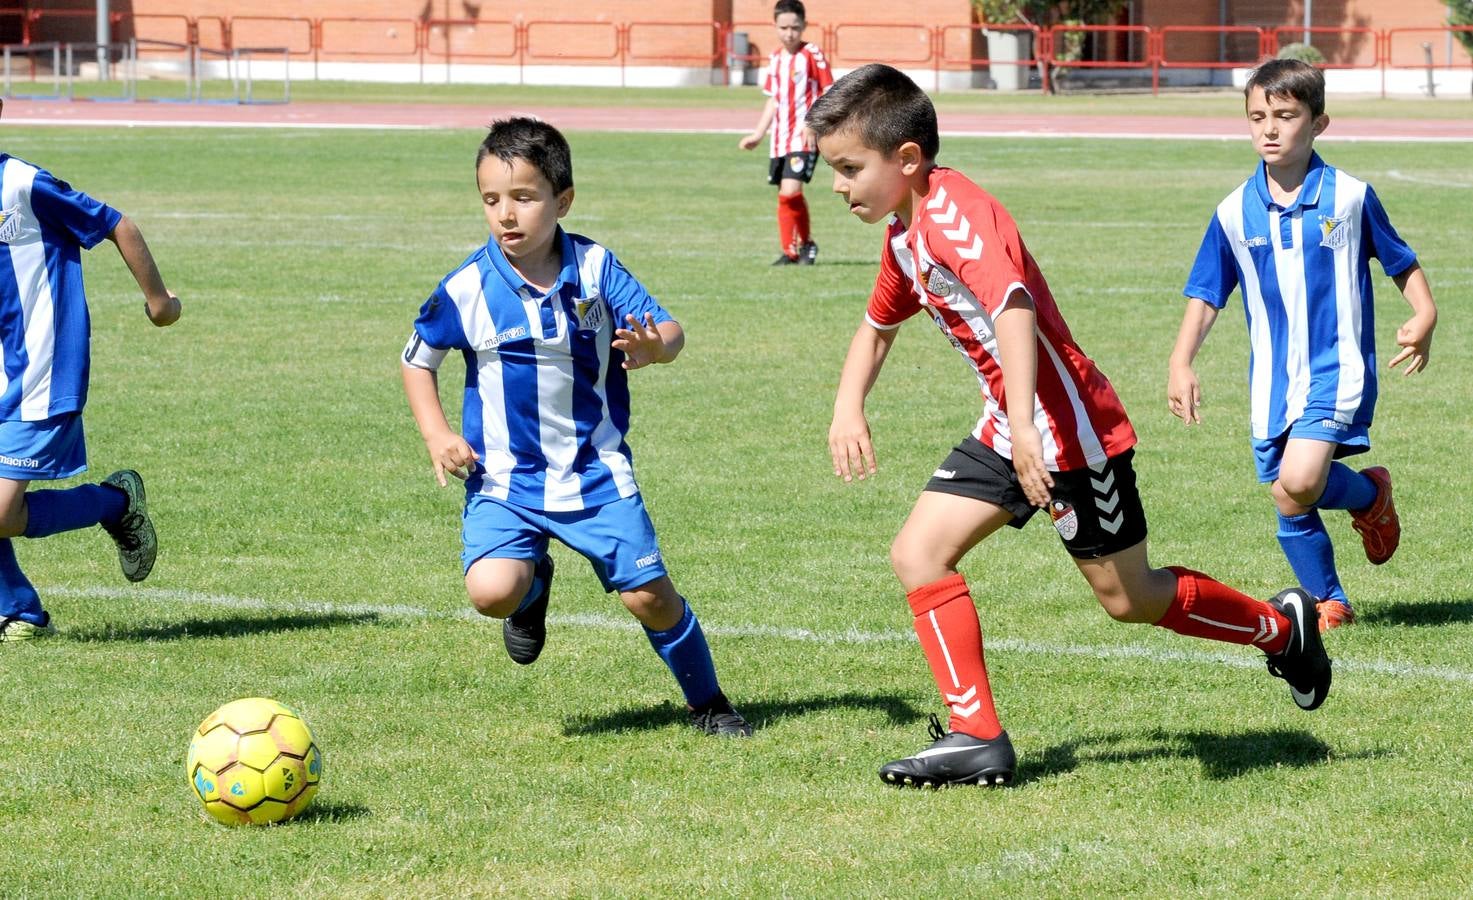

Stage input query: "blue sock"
[
  {"left": 1276, "top": 510, "right": 1348, "bottom": 603},
  {"left": 0, "top": 538, "right": 45, "bottom": 624},
  {"left": 23, "top": 484, "right": 127, "bottom": 538},
  {"left": 1316, "top": 462, "right": 1377, "bottom": 512},
  {"left": 644, "top": 600, "right": 721, "bottom": 709}
]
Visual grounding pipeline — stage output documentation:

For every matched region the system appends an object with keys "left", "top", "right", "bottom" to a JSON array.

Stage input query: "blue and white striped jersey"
[
  {"left": 1185, "top": 153, "right": 1417, "bottom": 441},
  {"left": 0, "top": 155, "right": 121, "bottom": 422},
  {"left": 404, "top": 228, "right": 674, "bottom": 512}
]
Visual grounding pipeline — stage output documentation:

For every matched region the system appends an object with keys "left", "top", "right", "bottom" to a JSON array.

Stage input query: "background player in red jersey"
[
  {"left": 738, "top": 0, "right": 832, "bottom": 265},
  {"left": 806, "top": 64, "right": 1332, "bottom": 788}
]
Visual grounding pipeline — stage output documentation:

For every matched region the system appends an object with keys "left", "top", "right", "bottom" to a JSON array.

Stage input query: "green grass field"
[{"left": 1, "top": 110, "right": 1471, "bottom": 896}]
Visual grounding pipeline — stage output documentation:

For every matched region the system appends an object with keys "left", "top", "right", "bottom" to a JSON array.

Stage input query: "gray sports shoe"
[
  {"left": 102, "top": 470, "right": 157, "bottom": 582},
  {"left": 0, "top": 615, "right": 56, "bottom": 642}
]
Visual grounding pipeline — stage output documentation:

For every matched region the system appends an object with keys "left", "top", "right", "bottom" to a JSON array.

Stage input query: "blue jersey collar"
[
  {"left": 1252, "top": 151, "right": 1326, "bottom": 212},
  {"left": 485, "top": 227, "right": 578, "bottom": 297}
]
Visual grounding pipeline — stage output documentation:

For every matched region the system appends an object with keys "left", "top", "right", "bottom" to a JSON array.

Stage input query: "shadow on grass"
[
  {"left": 1357, "top": 598, "right": 1473, "bottom": 628},
  {"left": 562, "top": 690, "right": 924, "bottom": 736},
  {"left": 292, "top": 799, "right": 372, "bottom": 824},
  {"left": 1021, "top": 727, "right": 1334, "bottom": 785},
  {"left": 67, "top": 611, "right": 380, "bottom": 643}
]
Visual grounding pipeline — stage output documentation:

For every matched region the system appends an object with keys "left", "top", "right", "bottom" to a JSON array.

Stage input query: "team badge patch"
[
  {"left": 0, "top": 207, "right": 21, "bottom": 244},
  {"left": 790, "top": 155, "right": 805, "bottom": 171},
  {"left": 1319, "top": 216, "right": 1349, "bottom": 250},
  {"left": 575, "top": 297, "right": 607, "bottom": 333},
  {"left": 1049, "top": 500, "right": 1079, "bottom": 541},
  {"left": 924, "top": 265, "right": 953, "bottom": 298}
]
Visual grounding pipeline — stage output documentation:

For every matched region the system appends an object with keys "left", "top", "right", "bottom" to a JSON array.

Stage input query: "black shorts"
[
  {"left": 768, "top": 151, "right": 817, "bottom": 186},
  {"left": 923, "top": 436, "right": 1149, "bottom": 559}
]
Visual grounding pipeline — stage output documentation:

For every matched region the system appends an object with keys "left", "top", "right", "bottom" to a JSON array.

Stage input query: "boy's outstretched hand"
[
  {"left": 1388, "top": 311, "right": 1435, "bottom": 376},
  {"left": 613, "top": 312, "right": 672, "bottom": 370}
]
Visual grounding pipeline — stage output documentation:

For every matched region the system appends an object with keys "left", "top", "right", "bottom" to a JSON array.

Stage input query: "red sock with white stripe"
[
  {"left": 906, "top": 573, "right": 1003, "bottom": 740},
  {"left": 791, "top": 193, "right": 811, "bottom": 245},
  {"left": 1154, "top": 566, "right": 1290, "bottom": 654},
  {"left": 776, "top": 193, "right": 802, "bottom": 257}
]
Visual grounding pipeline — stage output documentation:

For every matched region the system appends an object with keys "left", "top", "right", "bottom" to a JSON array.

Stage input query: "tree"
[{"left": 974, "top": 0, "right": 1129, "bottom": 91}]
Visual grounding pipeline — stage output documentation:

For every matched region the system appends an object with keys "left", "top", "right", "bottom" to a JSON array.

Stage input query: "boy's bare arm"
[
  {"left": 739, "top": 98, "right": 777, "bottom": 150},
  {"left": 1389, "top": 263, "right": 1437, "bottom": 376},
  {"left": 402, "top": 363, "right": 478, "bottom": 487},
  {"left": 1166, "top": 298, "right": 1220, "bottom": 425},
  {"left": 107, "top": 216, "right": 180, "bottom": 326},
  {"left": 994, "top": 292, "right": 1052, "bottom": 507},
  {"left": 830, "top": 321, "right": 898, "bottom": 482}
]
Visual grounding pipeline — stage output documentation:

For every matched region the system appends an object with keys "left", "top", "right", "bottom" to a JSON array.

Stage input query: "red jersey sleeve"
[
  {"left": 761, "top": 51, "right": 777, "bottom": 96},
  {"left": 807, "top": 45, "right": 833, "bottom": 91},
  {"left": 865, "top": 221, "right": 919, "bottom": 329},
  {"left": 921, "top": 177, "right": 1031, "bottom": 316}
]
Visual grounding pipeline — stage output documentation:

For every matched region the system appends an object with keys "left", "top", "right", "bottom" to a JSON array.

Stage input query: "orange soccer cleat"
[
  {"left": 1350, "top": 466, "right": 1399, "bottom": 565},
  {"left": 1317, "top": 600, "right": 1356, "bottom": 633}
]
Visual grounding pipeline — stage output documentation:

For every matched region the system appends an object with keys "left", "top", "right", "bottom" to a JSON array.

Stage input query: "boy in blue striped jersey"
[
  {"left": 0, "top": 100, "right": 181, "bottom": 643},
  {"left": 401, "top": 118, "right": 751, "bottom": 736},
  {"left": 1168, "top": 60, "right": 1438, "bottom": 632}
]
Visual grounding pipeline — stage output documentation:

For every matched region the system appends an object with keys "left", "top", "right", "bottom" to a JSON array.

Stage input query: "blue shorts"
[
  {"left": 1252, "top": 415, "right": 1369, "bottom": 483},
  {"left": 0, "top": 413, "right": 87, "bottom": 481},
  {"left": 461, "top": 492, "right": 668, "bottom": 593}
]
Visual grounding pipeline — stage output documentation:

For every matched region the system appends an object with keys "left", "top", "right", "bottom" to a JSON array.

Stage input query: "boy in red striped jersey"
[
  {"left": 738, "top": 0, "right": 832, "bottom": 265},
  {"left": 807, "top": 64, "right": 1332, "bottom": 788}
]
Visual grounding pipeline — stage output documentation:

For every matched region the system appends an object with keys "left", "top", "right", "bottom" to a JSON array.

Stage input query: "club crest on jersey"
[
  {"left": 575, "top": 296, "right": 607, "bottom": 333},
  {"left": 1319, "top": 216, "right": 1349, "bottom": 250},
  {"left": 922, "top": 265, "right": 953, "bottom": 298},
  {"left": 1239, "top": 235, "right": 1268, "bottom": 249},
  {"left": 1050, "top": 500, "right": 1079, "bottom": 541},
  {"left": 0, "top": 206, "right": 21, "bottom": 244},
  {"left": 789, "top": 155, "right": 805, "bottom": 171}
]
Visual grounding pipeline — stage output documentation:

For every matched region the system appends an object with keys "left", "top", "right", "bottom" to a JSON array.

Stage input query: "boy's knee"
[
  {"left": 620, "top": 579, "right": 682, "bottom": 628},
  {"left": 1272, "top": 477, "right": 1319, "bottom": 510},
  {"left": 464, "top": 561, "right": 532, "bottom": 619}
]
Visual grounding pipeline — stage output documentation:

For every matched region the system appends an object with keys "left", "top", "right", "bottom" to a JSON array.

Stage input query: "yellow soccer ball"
[{"left": 186, "top": 697, "right": 322, "bottom": 826}]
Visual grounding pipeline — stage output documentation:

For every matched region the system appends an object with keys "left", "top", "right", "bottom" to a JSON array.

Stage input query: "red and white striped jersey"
[
  {"left": 865, "top": 168, "right": 1136, "bottom": 472},
  {"left": 761, "top": 42, "right": 832, "bottom": 156}
]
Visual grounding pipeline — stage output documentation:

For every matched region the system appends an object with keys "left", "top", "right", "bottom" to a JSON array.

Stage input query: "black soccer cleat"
[
  {"left": 689, "top": 691, "right": 754, "bottom": 737},
  {"left": 1265, "top": 587, "right": 1332, "bottom": 711},
  {"left": 502, "top": 555, "right": 553, "bottom": 665},
  {"left": 879, "top": 714, "right": 1015, "bottom": 788},
  {"left": 771, "top": 253, "right": 799, "bottom": 266},
  {"left": 799, "top": 240, "right": 819, "bottom": 265}
]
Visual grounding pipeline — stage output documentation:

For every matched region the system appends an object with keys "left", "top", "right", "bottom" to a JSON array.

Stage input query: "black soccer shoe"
[
  {"left": 1266, "top": 587, "right": 1332, "bottom": 711},
  {"left": 502, "top": 555, "right": 553, "bottom": 665},
  {"left": 879, "top": 714, "right": 1015, "bottom": 788},
  {"left": 771, "top": 253, "right": 799, "bottom": 266},
  {"left": 689, "top": 691, "right": 754, "bottom": 737},
  {"left": 799, "top": 240, "right": 819, "bottom": 265}
]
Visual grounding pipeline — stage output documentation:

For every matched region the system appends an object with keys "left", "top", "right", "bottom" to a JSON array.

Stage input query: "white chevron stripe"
[
  {"left": 1091, "top": 471, "right": 1115, "bottom": 493},
  {"left": 926, "top": 186, "right": 949, "bottom": 210},
  {"left": 944, "top": 685, "right": 977, "bottom": 704},
  {"left": 1095, "top": 492, "right": 1119, "bottom": 515},
  {"left": 930, "top": 200, "right": 958, "bottom": 226},
  {"left": 1099, "top": 512, "right": 1124, "bottom": 534},
  {"left": 956, "top": 236, "right": 984, "bottom": 260},
  {"left": 951, "top": 699, "right": 983, "bottom": 718},
  {"left": 942, "top": 217, "right": 971, "bottom": 243}
]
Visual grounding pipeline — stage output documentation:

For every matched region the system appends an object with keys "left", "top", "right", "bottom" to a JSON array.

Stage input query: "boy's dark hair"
[
  {"left": 475, "top": 117, "right": 573, "bottom": 193},
  {"left": 804, "top": 63, "right": 939, "bottom": 160},
  {"left": 1244, "top": 58, "right": 1326, "bottom": 118},
  {"left": 773, "top": 0, "right": 806, "bottom": 21}
]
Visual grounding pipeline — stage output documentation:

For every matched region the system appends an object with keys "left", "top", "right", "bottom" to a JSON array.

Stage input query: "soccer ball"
[{"left": 186, "top": 697, "right": 322, "bottom": 826}]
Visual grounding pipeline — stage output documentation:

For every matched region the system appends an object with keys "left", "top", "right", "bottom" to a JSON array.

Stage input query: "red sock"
[
  {"left": 1155, "top": 566, "right": 1290, "bottom": 654},
  {"left": 907, "top": 573, "right": 1003, "bottom": 739},
  {"left": 776, "top": 193, "right": 801, "bottom": 257},
  {"left": 790, "top": 193, "right": 811, "bottom": 245}
]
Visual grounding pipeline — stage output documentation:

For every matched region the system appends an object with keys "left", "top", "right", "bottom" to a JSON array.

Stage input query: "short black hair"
[
  {"left": 773, "top": 0, "right": 806, "bottom": 21},
  {"left": 1245, "top": 58, "right": 1325, "bottom": 118},
  {"left": 475, "top": 117, "right": 573, "bottom": 193},
  {"left": 804, "top": 63, "right": 939, "bottom": 160}
]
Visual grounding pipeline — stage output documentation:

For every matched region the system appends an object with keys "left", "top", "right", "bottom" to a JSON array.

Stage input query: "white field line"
[
  {"left": 1385, "top": 168, "right": 1473, "bottom": 187},
  {"left": 49, "top": 585, "right": 1473, "bottom": 686}
]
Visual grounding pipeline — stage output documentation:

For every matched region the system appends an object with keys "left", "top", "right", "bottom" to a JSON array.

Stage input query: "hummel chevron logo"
[
  {"left": 1090, "top": 470, "right": 1115, "bottom": 493},
  {"left": 925, "top": 186, "right": 949, "bottom": 210},
  {"left": 931, "top": 201, "right": 958, "bottom": 226},
  {"left": 1252, "top": 613, "right": 1280, "bottom": 645},
  {"left": 945, "top": 685, "right": 981, "bottom": 719},
  {"left": 927, "top": 188, "right": 984, "bottom": 260},
  {"left": 1099, "top": 512, "right": 1124, "bottom": 534},
  {"left": 956, "top": 236, "right": 984, "bottom": 260},
  {"left": 1095, "top": 492, "right": 1119, "bottom": 515},
  {"left": 941, "top": 216, "right": 970, "bottom": 243}
]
